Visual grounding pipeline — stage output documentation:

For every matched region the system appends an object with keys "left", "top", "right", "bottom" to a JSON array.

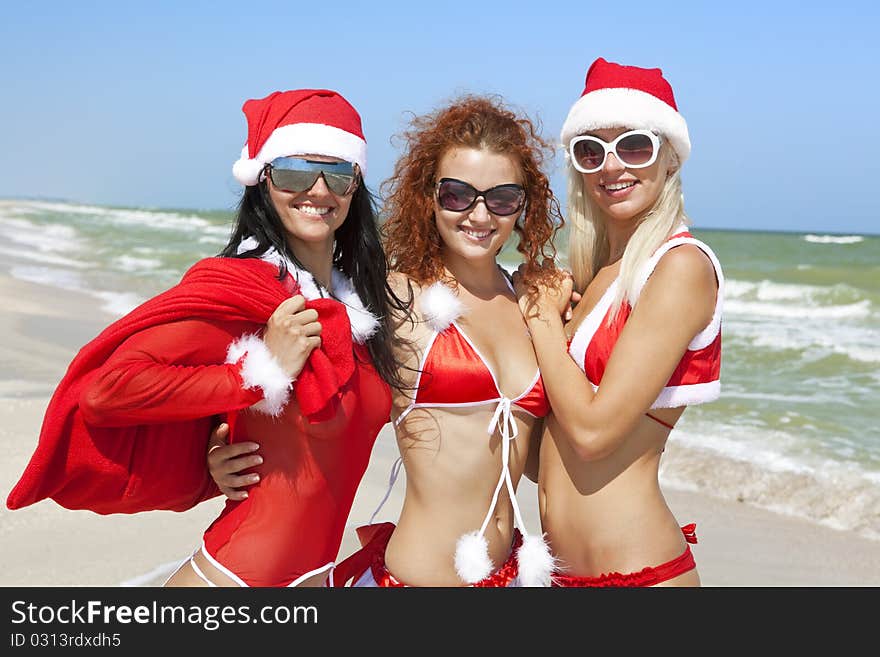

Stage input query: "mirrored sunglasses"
[{"left": 265, "top": 157, "right": 359, "bottom": 196}]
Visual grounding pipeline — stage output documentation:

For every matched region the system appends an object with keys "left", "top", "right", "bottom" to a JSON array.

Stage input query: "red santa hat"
[
  {"left": 560, "top": 57, "right": 690, "bottom": 165},
  {"left": 232, "top": 89, "right": 367, "bottom": 186}
]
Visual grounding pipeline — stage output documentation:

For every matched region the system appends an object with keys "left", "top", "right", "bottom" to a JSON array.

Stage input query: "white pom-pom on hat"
[{"left": 232, "top": 146, "right": 267, "bottom": 187}]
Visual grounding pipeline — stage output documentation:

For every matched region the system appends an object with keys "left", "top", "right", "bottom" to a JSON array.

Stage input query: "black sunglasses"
[
  {"left": 435, "top": 178, "right": 526, "bottom": 216},
  {"left": 265, "top": 157, "right": 359, "bottom": 196}
]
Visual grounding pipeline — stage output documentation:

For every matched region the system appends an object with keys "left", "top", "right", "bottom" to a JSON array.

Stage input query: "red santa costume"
[
  {"left": 551, "top": 58, "right": 724, "bottom": 586},
  {"left": 7, "top": 89, "right": 392, "bottom": 587},
  {"left": 566, "top": 227, "right": 723, "bottom": 410}
]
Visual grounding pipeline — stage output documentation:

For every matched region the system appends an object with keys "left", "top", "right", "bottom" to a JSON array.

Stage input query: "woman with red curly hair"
[
  {"left": 210, "top": 95, "right": 566, "bottom": 586},
  {"left": 334, "top": 94, "right": 564, "bottom": 587}
]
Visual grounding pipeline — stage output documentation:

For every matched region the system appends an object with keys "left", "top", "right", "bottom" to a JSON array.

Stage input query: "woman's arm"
[
  {"left": 523, "top": 245, "right": 717, "bottom": 461},
  {"left": 385, "top": 271, "right": 426, "bottom": 394},
  {"left": 81, "top": 296, "right": 321, "bottom": 427},
  {"left": 79, "top": 319, "right": 269, "bottom": 426},
  {"left": 204, "top": 274, "right": 425, "bottom": 501}
]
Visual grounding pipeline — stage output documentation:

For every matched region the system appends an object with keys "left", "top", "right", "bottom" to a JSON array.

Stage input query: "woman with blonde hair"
[{"left": 515, "top": 57, "right": 723, "bottom": 586}]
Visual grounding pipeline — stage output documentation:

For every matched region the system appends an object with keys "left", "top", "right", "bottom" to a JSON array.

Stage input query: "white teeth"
[
  {"left": 462, "top": 228, "right": 492, "bottom": 239},
  {"left": 296, "top": 205, "right": 331, "bottom": 216},
  {"left": 605, "top": 181, "right": 636, "bottom": 191}
]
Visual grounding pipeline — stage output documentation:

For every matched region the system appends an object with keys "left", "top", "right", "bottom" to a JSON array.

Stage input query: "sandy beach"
[{"left": 1, "top": 272, "right": 878, "bottom": 587}]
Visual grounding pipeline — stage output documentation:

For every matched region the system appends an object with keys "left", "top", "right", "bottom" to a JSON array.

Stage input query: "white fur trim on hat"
[
  {"left": 561, "top": 87, "right": 691, "bottom": 165},
  {"left": 455, "top": 531, "right": 494, "bottom": 584},
  {"left": 419, "top": 282, "right": 465, "bottom": 332},
  {"left": 516, "top": 533, "right": 556, "bottom": 587},
  {"left": 226, "top": 333, "right": 293, "bottom": 416},
  {"left": 233, "top": 123, "right": 367, "bottom": 186}
]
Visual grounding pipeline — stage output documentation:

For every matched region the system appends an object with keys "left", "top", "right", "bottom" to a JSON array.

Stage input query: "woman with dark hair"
[
  {"left": 218, "top": 149, "right": 404, "bottom": 391},
  {"left": 6, "top": 89, "right": 407, "bottom": 588},
  {"left": 329, "top": 95, "right": 564, "bottom": 586}
]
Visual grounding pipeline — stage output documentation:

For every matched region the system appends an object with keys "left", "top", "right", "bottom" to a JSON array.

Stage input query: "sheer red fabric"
[{"left": 203, "top": 340, "right": 391, "bottom": 586}]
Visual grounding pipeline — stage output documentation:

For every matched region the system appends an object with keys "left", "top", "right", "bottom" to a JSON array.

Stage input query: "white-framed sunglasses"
[{"left": 568, "top": 129, "right": 662, "bottom": 174}]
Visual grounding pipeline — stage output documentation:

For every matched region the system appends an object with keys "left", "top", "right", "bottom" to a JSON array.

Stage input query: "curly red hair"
[{"left": 381, "top": 94, "right": 563, "bottom": 287}]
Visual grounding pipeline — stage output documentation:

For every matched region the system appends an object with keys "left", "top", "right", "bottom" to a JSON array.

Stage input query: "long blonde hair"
[{"left": 566, "top": 148, "right": 689, "bottom": 321}]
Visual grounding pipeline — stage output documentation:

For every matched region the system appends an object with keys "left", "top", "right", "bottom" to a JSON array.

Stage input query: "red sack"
[{"left": 6, "top": 257, "right": 356, "bottom": 514}]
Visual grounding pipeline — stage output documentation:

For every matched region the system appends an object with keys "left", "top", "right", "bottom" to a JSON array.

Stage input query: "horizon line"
[{"left": 1, "top": 195, "right": 877, "bottom": 238}]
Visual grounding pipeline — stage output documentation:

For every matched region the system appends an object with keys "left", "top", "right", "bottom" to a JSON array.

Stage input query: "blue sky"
[{"left": 2, "top": 1, "right": 877, "bottom": 233}]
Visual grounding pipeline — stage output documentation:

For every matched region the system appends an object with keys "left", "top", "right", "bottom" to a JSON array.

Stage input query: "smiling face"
[
  {"left": 580, "top": 127, "right": 672, "bottom": 224},
  {"left": 433, "top": 147, "right": 521, "bottom": 265},
  {"left": 266, "top": 154, "right": 354, "bottom": 257}
]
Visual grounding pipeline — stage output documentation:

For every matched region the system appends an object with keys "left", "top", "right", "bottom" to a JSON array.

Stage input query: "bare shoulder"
[
  {"left": 386, "top": 271, "right": 417, "bottom": 311},
  {"left": 387, "top": 270, "right": 412, "bottom": 297},
  {"left": 386, "top": 271, "right": 430, "bottom": 341},
  {"left": 652, "top": 243, "right": 718, "bottom": 295},
  {"left": 638, "top": 244, "right": 718, "bottom": 331}
]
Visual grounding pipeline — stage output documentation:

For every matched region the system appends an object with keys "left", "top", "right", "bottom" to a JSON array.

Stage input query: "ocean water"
[{"left": 1, "top": 198, "right": 878, "bottom": 541}]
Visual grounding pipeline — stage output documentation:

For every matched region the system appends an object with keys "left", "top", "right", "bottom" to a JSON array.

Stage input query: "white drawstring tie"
[{"left": 454, "top": 397, "right": 554, "bottom": 587}]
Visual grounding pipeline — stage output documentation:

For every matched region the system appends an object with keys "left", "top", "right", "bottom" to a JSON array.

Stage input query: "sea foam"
[
  {"left": 661, "top": 430, "right": 880, "bottom": 541},
  {"left": 804, "top": 234, "right": 864, "bottom": 244}
]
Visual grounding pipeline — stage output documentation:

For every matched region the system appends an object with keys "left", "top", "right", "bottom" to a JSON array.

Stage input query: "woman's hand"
[
  {"left": 566, "top": 289, "right": 583, "bottom": 322},
  {"left": 512, "top": 262, "right": 575, "bottom": 321},
  {"left": 263, "top": 295, "right": 322, "bottom": 379},
  {"left": 206, "top": 422, "right": 262, "bottom": 501}
]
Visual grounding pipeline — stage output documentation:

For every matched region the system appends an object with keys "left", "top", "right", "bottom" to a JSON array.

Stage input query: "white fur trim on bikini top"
[
  {"left": 236, "top": 237, "right": 379, "bottom": 344},
  {"left": 419, "top": 281, "right": 466, "bottom": 332}
]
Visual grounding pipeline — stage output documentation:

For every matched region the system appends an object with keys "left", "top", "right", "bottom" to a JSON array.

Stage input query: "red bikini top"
[
  {"left": 396, "top": 281, "right": 550, "bottom": 424},
  {"left": 410, "top": 322, "right": 549, "bottom": 416},
  {"left": 567, "top": 228, "right": 724, "bottom": 410}
]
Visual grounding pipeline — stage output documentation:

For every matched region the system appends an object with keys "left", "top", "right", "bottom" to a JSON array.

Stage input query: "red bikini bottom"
[
  {"left": 551, "top": 524, "right": 698, "bottom": 587},
  {"left": 332, "top": 522, "right": 522, "bottom": 587}
]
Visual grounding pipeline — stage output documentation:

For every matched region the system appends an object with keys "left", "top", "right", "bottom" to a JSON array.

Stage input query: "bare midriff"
[
  {"left": 538, "top": 413, "right": 694, "bottom": 581},
  {"left": 383, "top": 406, "right": 539, "bottom": 586}
]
